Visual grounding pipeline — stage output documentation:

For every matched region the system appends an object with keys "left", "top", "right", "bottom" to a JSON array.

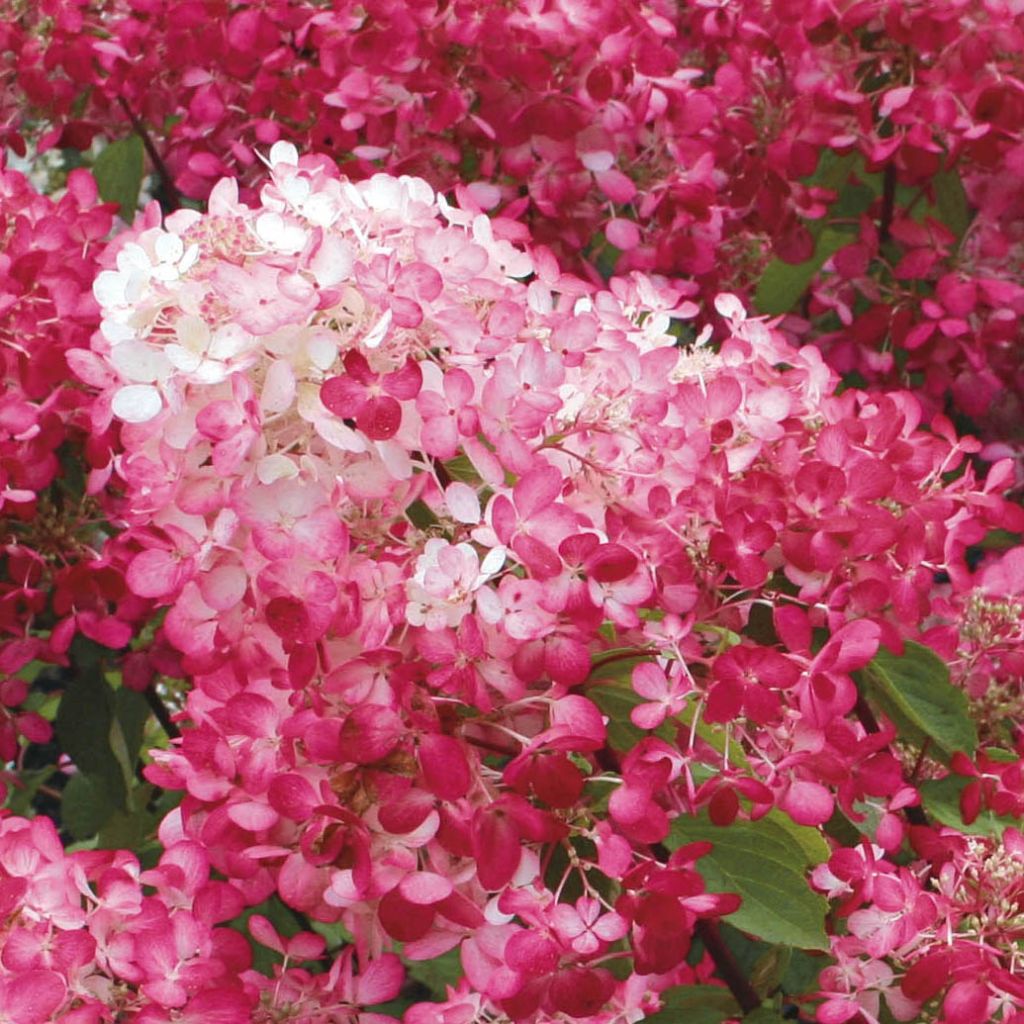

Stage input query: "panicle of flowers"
[
  {"left": 0, "top": 814, "right": 401, "bottom": 1024},
  {"left": 7, "top": 0, "right": 1024, "bottom": 455},
  {"left": 0, "top": 157, "right": 153, "bottom": 769},
  {"left": 70, "top": 146, "right": 1024, "bottom": 1021},
  {"left": 813, "top": 826, "right": 1024, "bottom": 1024}
]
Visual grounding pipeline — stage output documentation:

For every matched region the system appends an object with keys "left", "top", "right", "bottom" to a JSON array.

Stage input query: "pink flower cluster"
[
  {"left": 814, "top": 827, "right": 1024, "bottom": 1024},
  {"left": 0, "top": 814, "right": 402, "bottom": 1024},
  {"left": 0, "top": 159, "right": 143, "bottom": 772},
  {"left": 6, "top": 0, "right": 1024, "bottom": 452},
  {"left": 25, "top": 147, "right": 1010, "bottom": 1020}
]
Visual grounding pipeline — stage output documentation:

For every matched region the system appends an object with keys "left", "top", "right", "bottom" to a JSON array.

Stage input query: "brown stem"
[
  {"left": 463, "top": 733, "right": 519, "bottom": 757},
  {"left": 696, "top": 919, "right": 762, "bottom": 1014},
  {"left": 879, "top": 162, "right": 896, "bottom": 243},
  {"left": 429, "top": 454, "right": 452, "bottom": 490},
  {"left": 145, "top": 686, "right": 181, "bottom": 740},
  {"left": 854, "top": 692, "right": 880, "bottom": 734},
  {"left": 115, "top": 96, "right": 183, "bottom": 212}
]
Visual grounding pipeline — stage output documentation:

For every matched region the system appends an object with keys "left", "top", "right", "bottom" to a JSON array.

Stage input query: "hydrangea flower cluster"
[
  {"left": 0, "top": 158, "right": 141, "bottom": 779},
  {"left": 6, "top": 0, "right": 1024, "bottom": 459},
  {"left": 15, "top": 147, "right": 1006, "bottom": 1021},
  {"left": 0, "top": 814, "right": 404, "bottom": 1024},
  {"left": 813, "top": 827, "right": 1024, "bottom": 1024}
]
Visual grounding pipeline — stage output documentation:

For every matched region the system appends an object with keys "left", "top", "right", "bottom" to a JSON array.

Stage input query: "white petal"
[
  {"left": 580, "top": 149, "right": 615, "bottom": 172},
  {"left": 376, "top": 438, "right": 412, "bottom": 480},
  {"left": 165, "top": 344, "right": 203, "bottom": 372},
  {"left": 314, "top": 415, "right": 367, "bottom": 453},
  {"left": 93, "top": 271, "right": 128, "bottom": 308},
  {"left": 175, "top": 314, "right": 211, "bottom": 353},
  {"left": 256, "top": 211, "right": 307, "bottom": 254},
  {"left": 193, "top": 360, "right": 228, "bottom": 384},
  {"left": 155, "top": 232, "right": 185, "bottom": 265},
  {"left": 306, "top": 332, "right": 339, "bottom": 371},
  {"left": 179, "top": 243, "right": 200, "bottom": 274},
  {"left": 112, "top": 384, "right": 162, "bottom": 423},
  {"left": 117, "top": 242, "right": 152, "bottom": 273},
  {"left": 478, "top": 545, "right": 506, "bottom": 579},
  {"left": 713, "top": 293, "right": 746, "bottom": 321},
  {"left": 280, "top": 222, "right": 309, "bottom": 254},
  {"left": 109, "top": 341, "right": 168, "bottom": 383},
  {"left": 100, "top": 318, "right": 137, "bottom": 343},
  {"left": 269, "top": 141, "right": 299, "bottom": 167},
  {"left": 150, "top": 262, "right": 179, "bottom": 283},
  {"left": 255, "top": 211, "right": 285, "bottom": 245},
  {"left": 207, "top": 323, "right": 251, "bottom": 361},
  {"left": 256, "top": 454, "right": 299, "bottom": 484},
  {"left": 362, "top": 308, "right": 392, "bottom": 350},
  {"left": 260, "top": 359, "right": 296, "bottom": 414},
  {"left": 281, "top": 175, "right": 311, "bottom": 207},
  {"left": 122, "top": 269, "right": 150, "bottom": 304},
  {"left": 475, "top": 586, "right": 502, "bottom": 624},
  {"left": 302, "top": 192, "right": 339, "bottom": 227}
]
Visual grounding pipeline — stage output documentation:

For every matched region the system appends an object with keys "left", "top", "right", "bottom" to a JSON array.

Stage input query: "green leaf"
[
  {"left": 114, "top": 687, "right": 151, "bottom": 767},
  {"left": 107, "top": 717, "right": 135, "bottom": 795},
  {"left": 822, "top": 806, "right": 862, "bottom": 847},
  {"left": 754, "top": 228, "right": 854, "bottom": 316},
  {"left": 858, "top": 641, "right": 977, "bottom": 763},
  {"left": 920, "top": 775, "right": 1018, "bottom": 838},
  {"left": 641, "top": 984, "right": 740, "bottom": 1024},
  {"left": 666, "top": 815, "right": 829, "bottom": 951},
  {"left": 406, "top": 948, "right": 463, "bottom": 997},
  {"left": 97, "top": 806, "right": 160, "bottom": 853},
  {"left": 759, "top": 810, "right": 831, "bottom": 867},
  {"left": 56, "top": 662, "right": 128, "bottom": 807},
  {"left": 780, "top": 948, "right": 830, "bottom": 997},
  {"left": 744, "top": 1005, "right": 788, "bottom": 1024},
  {"left": 230, "top": 895, "right": 304, "bottom": 976},
  {"left": 92, "top": 135, "right": 145, "bottom": 222},
  {"left": 749, "top": 945, "right": 792, "bottom": 998},
  {"left": 980, "top": 529, "right": 1021, "bottom": 552},
  {"left": 62, "top": 772, "right": 117, "bottom": 840},
  {"left": 804, "top": 151, "right": 859, "bottom": 193},
  {"left": 443, "top": 454, "right": 483, "bottom": 485},
  {"left": 406, "top": 499, "right": 440, "bottom": 530},
  {"left": 933, "top": 169, "right": 970, "bottom": 243}
]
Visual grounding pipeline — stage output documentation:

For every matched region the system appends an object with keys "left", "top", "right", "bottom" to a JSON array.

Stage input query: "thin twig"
[
  {"left": 695, "top": 919, "right": 762, "bottom": 1014},
  {"left": 115, "top": 96, "right": 183, "bottom": 212},
  {"left": 879, "top": 162, "right": 896, "bottom": 243},
  {"left": 145, "top": 686, "right": 181, "bottom": 740}
]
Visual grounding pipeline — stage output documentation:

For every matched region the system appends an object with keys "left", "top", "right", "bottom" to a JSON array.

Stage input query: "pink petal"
[
  {"left": 383, "top": 359, "right": 423, "bottom": 400},
  {"left": 445, "top": 482, "right": 481, "bottom": 524},
  {"left": 630, "top": 702, "right": 667, "bottom": 730},
  {"left": 356, "top": 954, "right": 405, "bottom": 1005},
  {"left": 606, "top": 217, "right": 640, "bottom": 250},
  {"left": 127, "top": 548, "right": 186, "bottom": 599},
  {"left": 780, "top": 779, "right": 834, "bottom": 826},
  {"left": 268, "top": 773, "right": 320, "bottom": 821},
  {"left": 321, "top": 375, "right": 367, "bottom": 417},
  {"left": 337, "top": 704, "right": 402, "bottom": 764},
  {"left": 226, "top": 801, "right": 279, "bottom": 832},
  {"left": 632, "top": 662, "right": 668, "bottom": 700},
  {"left": 248, "top": 914, "right": 285, "bottom": 955},
  {"left": 399, "top": 872, "right": 454, "bottom": 905},
  {"left": 513, "top": 464, "right": 562, "bottom": 518}
]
